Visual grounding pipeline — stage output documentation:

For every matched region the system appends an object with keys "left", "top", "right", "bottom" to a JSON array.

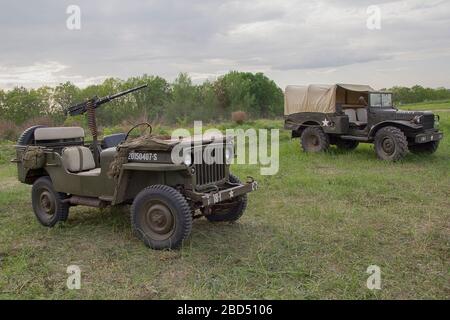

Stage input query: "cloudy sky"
[{"left": 0, "top": 0, "right": 449, "bottom": 90}]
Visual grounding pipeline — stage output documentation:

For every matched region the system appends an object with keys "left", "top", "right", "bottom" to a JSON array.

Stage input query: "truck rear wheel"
[
  {"left": 335, "top": 139, "right": 359, "bottom": 151},
  {"left": 409, "top": 141, "right": 439, "bottom": 154},
  {"left": 131, "top": 185, "right": 192, "bottom": 250},
  {"left": 300, "top": 127, "right": 330, "bottom": 152},
  {"left": 374, "top": 126, "right": 408, "bottom": 161},
  {"left": 206, "top": 174, "right": 247, "bottom": 222},
  {"left": 31, "top": 176, "right": 69, "bottom": 227}
]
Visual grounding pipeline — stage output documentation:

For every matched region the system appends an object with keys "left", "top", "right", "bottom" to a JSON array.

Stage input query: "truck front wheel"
[
  {"left": 374, "top": 126, "right": 408, "bottom": 161},
  {"left": 131, "top": 185, "right": 192, "bottom": 250},
  {"left": 300, "top": 127, "right": 330, "bottom": 152},
  {"left": 409, "top": 141, "right": 439, "bottom": 154}
]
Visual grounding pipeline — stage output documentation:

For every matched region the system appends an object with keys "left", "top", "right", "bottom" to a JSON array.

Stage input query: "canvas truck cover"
[{"left": 284, "top": 84, "right": 374, "bottom": 115}]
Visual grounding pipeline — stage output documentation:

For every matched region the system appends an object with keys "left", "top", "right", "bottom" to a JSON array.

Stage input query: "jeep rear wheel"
[
  {"left": 31, "top": 177, "right": 69, "bottom": 227},
  {"left": 409, "top": 141, "right": 439, "bottom": 154},
  {"left": 300, "top": 127, "right": 330, "bottom": 152},
  {"left": 131, "top": 185, "right": 192, "bottom": 250},
  {"left": 374, "top": 126, "right": 408, "bottom": 161},
  {"left": 206, "top": 174, "right": 247, "bottom": 222},
  {"left": 335, "top": 138, "right": 359, "bottom": 151}
]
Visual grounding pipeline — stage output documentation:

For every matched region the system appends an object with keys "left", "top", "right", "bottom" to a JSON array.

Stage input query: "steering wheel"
[{"left": 125, "top": 122, "right": 152, "bottom": 141}]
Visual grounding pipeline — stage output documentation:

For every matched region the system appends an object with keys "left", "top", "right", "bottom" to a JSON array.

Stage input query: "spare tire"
[{"left": 17, "top": 125, "right": 46, "bottom": 146}]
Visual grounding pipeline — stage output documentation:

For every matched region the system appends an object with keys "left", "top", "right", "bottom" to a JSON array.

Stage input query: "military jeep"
[
  {"left": 13, "top": 86, "right": 257, "bottom": 250},
  {"left": 284, "top": 84, "right": 443, "bottom": 161}
]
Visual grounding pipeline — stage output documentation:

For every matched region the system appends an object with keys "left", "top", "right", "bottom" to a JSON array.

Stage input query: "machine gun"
[{"left": 66, "top": 84, "right": 148, "bottom": 166}]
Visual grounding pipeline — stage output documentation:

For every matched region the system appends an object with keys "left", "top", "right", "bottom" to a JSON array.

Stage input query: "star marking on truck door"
[
  {"left": 229, "top": 190, "right": 234, "bottom": 198},
  {"left": 322, "top": 118, "right": 330, "bottom": 127}
]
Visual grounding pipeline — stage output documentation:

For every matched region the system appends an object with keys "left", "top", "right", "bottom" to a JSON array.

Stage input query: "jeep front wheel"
[
  {"left": 130, "top": 185, "right": 192, "bottom": 250},
  {"left": 374, "top": 126, "right": 408, "bottom": 161},
  {"left": 409, "top": 141, "right": 439, "bottom": 154},
  {"left": 300, "top": 127, "right": 330, "bottom": 152}
]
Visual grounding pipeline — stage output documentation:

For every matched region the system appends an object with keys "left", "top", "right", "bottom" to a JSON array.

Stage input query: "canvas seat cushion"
[
  {"left": 62, "top": 146, "right": 96, "bottom": 172},
  {"left": 34, "top": 127, "right": 85, "bottom": 141}
]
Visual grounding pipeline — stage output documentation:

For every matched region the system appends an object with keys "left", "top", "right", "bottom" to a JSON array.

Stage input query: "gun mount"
[{"left": 66, "top": 84, "right": 148, "bottom": 166}]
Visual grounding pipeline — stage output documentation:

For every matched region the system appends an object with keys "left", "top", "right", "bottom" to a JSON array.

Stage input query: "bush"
[
  {"left": 231, "top": 111, "right": 248, "bottom": 124},
  {"left": 0, "top": 120, "right": 20, "bottom": 141}
]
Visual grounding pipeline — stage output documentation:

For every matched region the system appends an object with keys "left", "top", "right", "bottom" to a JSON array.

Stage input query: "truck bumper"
[
  {"left": 201, "top": 180, "right": 258, "bottom": 207},
  {"left": 414, "top": 131, "right": 443, "bottom": 144}
]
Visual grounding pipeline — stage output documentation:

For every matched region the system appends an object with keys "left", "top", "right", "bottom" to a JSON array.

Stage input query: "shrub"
[
  {"left": 0, "top": 120, "right": 20, "bottom": 141},
  {"left": 231, "top": 111, "right": 248, "bottom": 124}
]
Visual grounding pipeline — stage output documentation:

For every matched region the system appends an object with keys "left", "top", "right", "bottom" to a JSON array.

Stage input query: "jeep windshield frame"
[{"left": 369, "top": 92, "right": 393, "bottom": 108}]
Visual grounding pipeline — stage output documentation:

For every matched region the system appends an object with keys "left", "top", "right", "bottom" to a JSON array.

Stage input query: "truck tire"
[
  {"left": 17, "top": 125, "right": 46, "bottom": 145},
  {"left": 409, "top": 141, "right": 439, "bottom": 154},
  {"left": 300, "top": 127, "right": 330, "bottom": 152},
  {"left": 31, "top": 176, "right": 69, "bottom": 227},
  {"left": 374, "top": 126, "right": 408, "bottom": 161},
  {"left": 335, "top": 139, "right": 359, "bottom": 151},
  {"left": 206, "top": 174, "right": 248, "bottom": 223},
  {"left": 131, "top": 185, "right": 192, "bottom": 250}
]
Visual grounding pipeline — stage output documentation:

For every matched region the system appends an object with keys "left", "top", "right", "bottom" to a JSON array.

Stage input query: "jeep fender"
[{"left": 369, "top": 121, "right": 422, "bottom": 138}]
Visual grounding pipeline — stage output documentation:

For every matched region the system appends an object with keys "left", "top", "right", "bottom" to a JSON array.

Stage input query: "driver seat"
[{"left": 62, "top": 146, "right": 101, "bottom": 176}]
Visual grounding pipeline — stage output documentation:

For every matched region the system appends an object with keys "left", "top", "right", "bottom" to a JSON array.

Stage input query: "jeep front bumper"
[
  {"left": 201, "top": 179, "right": 258, "bottom": 206},
  {"left": 414, "top": 131, "right": 443, "bottom": 144}
]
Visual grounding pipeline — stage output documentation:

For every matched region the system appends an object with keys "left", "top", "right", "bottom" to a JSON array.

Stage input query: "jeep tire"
[{"left": 31, "top": 176, "right": 69, "bottom": 227}]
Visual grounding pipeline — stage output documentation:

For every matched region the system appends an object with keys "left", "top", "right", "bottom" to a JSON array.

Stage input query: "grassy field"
[{"left": 0, "top": 103, "right": 449, "bottom": 299}]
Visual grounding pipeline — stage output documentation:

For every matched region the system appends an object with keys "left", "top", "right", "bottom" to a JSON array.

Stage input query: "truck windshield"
[{"left": 370, "top": 93, "right": 393, "bottom": 108}]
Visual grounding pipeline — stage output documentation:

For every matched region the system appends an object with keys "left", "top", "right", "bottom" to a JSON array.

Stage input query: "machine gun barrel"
[{"left": 66, "top": 84, "right": 148, "bottom": 116}]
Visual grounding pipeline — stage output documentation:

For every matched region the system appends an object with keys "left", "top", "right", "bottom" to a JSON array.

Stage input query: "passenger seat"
[
  {"left": 356, "top": 108, "right": 368, "bottom": 124},
  {"left": 62, "top": 146, "right": 101, "bottom": 176},
  {"left": 344, "top": 109, "right": 366, "bottom": 126}
]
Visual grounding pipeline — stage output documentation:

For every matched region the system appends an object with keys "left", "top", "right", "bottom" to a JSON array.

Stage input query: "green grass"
[
  {"left": 400, "top": 99, "right": 450, "bottom": 111},
  {"left": 0, "top": 105, "right": 449, "bottom": 299}
]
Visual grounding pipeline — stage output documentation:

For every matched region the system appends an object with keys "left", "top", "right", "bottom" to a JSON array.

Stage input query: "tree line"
[
  {"left": 0, "top": 72, "right": 284, "bottom": 128},
  {"left": 1, "top": 71, "right": 449, "bottom": 131}
]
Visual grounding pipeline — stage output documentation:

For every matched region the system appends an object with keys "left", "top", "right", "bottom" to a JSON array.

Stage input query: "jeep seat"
[
  {"left": 62, "top": 146, "right": 101, "bottom": 176},
  {"left": 34, "top": 127, "right": 85, "bottom": 142}
]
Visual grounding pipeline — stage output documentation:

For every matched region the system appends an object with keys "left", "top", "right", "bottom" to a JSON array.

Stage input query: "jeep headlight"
[
  {"left": 225, "top": 146, "right": 234, "bottom": 163},
  {"left": 183, "top": 153, "right": 192, "bottom": 166}
]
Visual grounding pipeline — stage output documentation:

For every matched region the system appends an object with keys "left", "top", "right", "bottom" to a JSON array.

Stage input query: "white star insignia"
[
  {"left": 322, "top": 118, "right": 330, "bottom": 127},
  {"left": 229, "top": 190, "right": 234, "bottom": 198}
]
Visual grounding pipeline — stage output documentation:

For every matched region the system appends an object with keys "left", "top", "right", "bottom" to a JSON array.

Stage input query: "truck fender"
[{"left": 369, "top": 121, "right": 422, "bottom": 138}]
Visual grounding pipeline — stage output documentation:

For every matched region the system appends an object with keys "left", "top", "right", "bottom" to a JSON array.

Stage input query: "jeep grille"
[{"left": 192, "top": 145, "right": 227, "bottom": 189}]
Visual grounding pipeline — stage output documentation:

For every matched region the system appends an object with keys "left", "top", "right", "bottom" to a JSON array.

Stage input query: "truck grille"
[
  {"left": 192, "top": 145, "right": 226, "bottom": 188},
  {"left": 421, "top": 114, "right": 434, "bottom": 130}
]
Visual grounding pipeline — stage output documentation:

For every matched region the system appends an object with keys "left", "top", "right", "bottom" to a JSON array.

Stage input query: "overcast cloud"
[{"left": 0, "top": 0, "right": 449, "bottom": 89}]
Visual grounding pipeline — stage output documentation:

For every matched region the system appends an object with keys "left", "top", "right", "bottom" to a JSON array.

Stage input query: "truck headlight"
[{"left": 183, "top": 153, "right": 192, "bottom": 166}]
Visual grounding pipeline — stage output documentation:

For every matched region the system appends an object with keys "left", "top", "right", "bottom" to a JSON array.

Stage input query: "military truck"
[
  {"left": 13, "top": 86, "right": 257, "bottom": 250},
  {"left": 284, "top": 84, "right": 443, "bottom": 161}
]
